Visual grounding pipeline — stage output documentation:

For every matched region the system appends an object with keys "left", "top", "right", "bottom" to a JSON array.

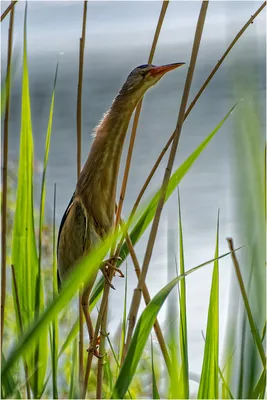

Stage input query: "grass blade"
[
  {"left": 1, "top": 0, "right": 14, "bottom": 349},
  {"left": 69, "top": 338, "right": 78, "bottom": 399},
  {"left": 51, "top": 183, "right": 58, "bottom": 398},
  {"left": 226, "top": 238, "right": 266, "bottom": 368},
  {"left": 2, "top": 228, "right": 118, "bottom": 380},
  {"left": 177, "top": 190, "right": 189, "bottom": 398},
  {"left": 111, "top": 248, "right": 234, "bottom": 399},
  {"left": 1, "top": 353, "right": 22, "bottom": 399},
  {"left": 11, "top": 5, "right": 47, "bottom": 396},
  {"left": 197, "top": 211, "right": 220, "bottom": 399},
  {"left": 151, "top": 337, "right": 160, "bottom": 399}
]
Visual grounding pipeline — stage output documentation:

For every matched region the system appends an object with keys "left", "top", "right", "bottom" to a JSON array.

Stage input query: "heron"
[{"left": 57, "top": 62, "right": 185, "bottom": 356}]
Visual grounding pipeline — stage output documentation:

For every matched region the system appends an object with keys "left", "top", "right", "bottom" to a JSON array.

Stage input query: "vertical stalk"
[
  {"left": 52, "top": 184, "right": 58, "bottom": 399},
  {"left": 114, "top": 0, "right": 169, "bottom": 229},
  {"left": 96, "top": 300, "right": 108, "bottom": 399},
  {"left": 76, "top": 0, "right": 88, "bottom": 178},
  {"left": 76, "top": 1, "right": 88, "bottom": 395},
  {"left": 124, "top": 1, "right": 209, "bottom": 354},
  {"left": 1, "top": 0, "right": 15, "bottom": 350}
]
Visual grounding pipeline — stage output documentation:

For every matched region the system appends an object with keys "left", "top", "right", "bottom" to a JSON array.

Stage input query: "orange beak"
[{"left": 149, "top": 62, "right": 185, "bottom": 77}]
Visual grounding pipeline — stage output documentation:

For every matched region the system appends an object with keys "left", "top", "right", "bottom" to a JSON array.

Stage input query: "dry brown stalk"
[
  {"left": 0, "top": 0, "right": 17, "bottom": 22},
  {"left": 124, "top": 1, "right": 209, "bottom": 355},
  {"left": 114, "top": 0, "right": 169, "bottom": 229},
  {"left": 96, "top": 300, "right": 108, "bottom": 399},
  {"left": 124, "top": 232, "right": 171, "bottom": 372},
  {"left": 119, "top": 1, "right": 266, "bottom": 236},
  {"left": 83, "top": 281, "right": 110, "bottom": 398},
  {"left": 76, "top": 0, "right": 88, "bottom": 179},
  {"left": 226, "top": 238, "right": 266, "bottom": 367},
  {"left": 1, "top": 2, "right": 15, "bottom": 351},
  {"left": 76, "top": 1, "right": 88, "bottom": 395},
  {"left": 11, "top": 265, "right": 31, "bottom": 399}
]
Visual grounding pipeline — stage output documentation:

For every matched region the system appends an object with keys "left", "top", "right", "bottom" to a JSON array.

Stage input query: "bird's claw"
[
  {"left": 87, "top": 336, "right": 104, "bottom": 359},
  {"left": 104, "top": 261, "right": 124, "bottom": 278},
  {"left": 101, "top": 267, "right": 116, "bottom": 290},
  {"left": 100, "top": 256, "right": 124, "bottom": 289}
]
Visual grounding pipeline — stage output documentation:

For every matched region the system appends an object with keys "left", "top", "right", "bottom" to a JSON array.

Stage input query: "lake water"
[{"left": 1, "top": 0, "right": 266, "bottom": 387}]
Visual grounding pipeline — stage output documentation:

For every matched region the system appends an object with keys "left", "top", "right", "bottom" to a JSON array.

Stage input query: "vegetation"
[{"left": 1, "top": 1, "right": 265, "bottom": 399}]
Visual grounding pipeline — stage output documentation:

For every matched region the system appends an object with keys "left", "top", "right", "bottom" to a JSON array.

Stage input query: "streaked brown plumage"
[{"left": 57, "top": 62, "right": 184, "bottom": 353}]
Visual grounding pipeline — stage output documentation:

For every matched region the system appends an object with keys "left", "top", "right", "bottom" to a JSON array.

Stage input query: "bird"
[{"left": 57, "top": 62, "right": 185, "bottom": 356}]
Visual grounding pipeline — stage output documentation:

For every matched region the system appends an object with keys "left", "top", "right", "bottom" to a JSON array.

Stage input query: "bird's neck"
[{"left": 76, "top": 93, "right": 138, "bottom": 230}]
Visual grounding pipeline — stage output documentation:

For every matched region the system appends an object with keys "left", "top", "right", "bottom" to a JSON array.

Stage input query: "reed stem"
[
  {"left": 0, "top": 0, "right": 17, "bottom": 22},
  {"left": 76, "top": 2, "right": 88, "bottom": 395},
  {"left": 124, "top": 0, "right": 209, "bottom": 355}
]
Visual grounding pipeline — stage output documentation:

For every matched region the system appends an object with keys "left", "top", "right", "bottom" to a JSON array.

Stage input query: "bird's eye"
[{"left": 140, "top": 70, "right": 147, "bottom": 79}]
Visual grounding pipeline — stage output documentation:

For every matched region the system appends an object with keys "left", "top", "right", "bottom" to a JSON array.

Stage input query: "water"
[{"left": 1, "top": 0, "right": 265, "bottom": 381}]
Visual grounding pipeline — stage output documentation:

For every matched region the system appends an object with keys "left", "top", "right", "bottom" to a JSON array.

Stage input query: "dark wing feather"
[{"left": 57, "top": 192, "right": 75, "bottom": 289}]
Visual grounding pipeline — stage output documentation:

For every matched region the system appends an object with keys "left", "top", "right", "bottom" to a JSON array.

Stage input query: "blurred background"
[{"left": 1, "top": 0, "right": 266, "bottom": 386}]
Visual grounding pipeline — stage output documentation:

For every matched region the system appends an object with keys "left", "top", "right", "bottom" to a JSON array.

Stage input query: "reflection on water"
[{"left": 1, "top": 0, "right": 265, "bottom": 376}]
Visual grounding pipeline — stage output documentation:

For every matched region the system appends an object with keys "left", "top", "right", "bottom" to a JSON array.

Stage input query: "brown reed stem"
[
  {"left": 123, "top": 231, "right": 171, "bottom": 372},
  {"left": 96, "top": 300, "right": 108, "bottom": 399},
  {"left": 114, "top": 0, "right": 169, "bottom": 230},
  {"left": 1, "top": 2, "right": 14, "bottom": 351},
  {"left": 124, "top": 1, "right": 209, "bottom": 355},
  {"left": 83, "top": 282, "right": 110, "bottom": 398},
  {"left": 76, "top": 0, "right": 87, "bottom": 179},
  {"left": 11, "top": 265, "right": 31, "bottom": 399},
  {"left": 118, "top": 0, "right": 266, "bottom": 238},
  {"left": 0, "top": 0, "right": 17, "bottom": 22},
  {"left": 76, "top": 2, "right": 88, "bottom": 395},
  {"left": 226, "top": 238, "right": 266, "bottom": 367}
]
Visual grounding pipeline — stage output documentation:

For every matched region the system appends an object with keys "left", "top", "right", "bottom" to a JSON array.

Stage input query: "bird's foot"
[
  {"left": 87, "top": 336, "right": 104, "bottom": 359},
  {"left": 100, "top": 256, "right": 124, "bottom": 289}
]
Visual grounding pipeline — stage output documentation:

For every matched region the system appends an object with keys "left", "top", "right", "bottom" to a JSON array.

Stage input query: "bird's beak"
[{"left": 149, "top": 62, "right": 185, "bottom": 77}]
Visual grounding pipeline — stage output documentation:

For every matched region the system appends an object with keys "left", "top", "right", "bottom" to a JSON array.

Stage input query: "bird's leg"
[
  {"left": 100, "top": 256, "right": 124, "bottom": 289},
  {"left": 81, "top": 285, "right": 103, "bottom": 358}
]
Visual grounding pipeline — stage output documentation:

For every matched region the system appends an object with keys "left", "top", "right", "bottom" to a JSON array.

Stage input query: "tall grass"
[{"left": 1, "top": 1, "right": 265, "bottom": 399}]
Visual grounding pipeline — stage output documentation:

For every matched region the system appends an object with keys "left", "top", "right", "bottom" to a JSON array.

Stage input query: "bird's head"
[{"left": 118, "top": 62, "right": 185, "bottom": 100}]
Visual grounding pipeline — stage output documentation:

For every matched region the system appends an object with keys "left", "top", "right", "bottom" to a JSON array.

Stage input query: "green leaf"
[
  {"left": 197, "top": 211, "right": 220, "bottom": 399},
  {"left": 251, "top": 369, "right": 266, "bottom": 399},
  {"left": 177, "top": 190, "right": 189, "bottom": 398},
  {"left": 1, "top": 353, "right": 21, "bottom": 399},
  {"left": 51, "top": 183, "right": 59, "bottom": 399},
  {"left": 151, "top": 337, "right": 160, "bottom": 399},
  {"left": 69, "top": 338, "right": 78, "bottom": 399},
  {"left": 58, "top": 279, "right": 102, "bottom": 358},
  {"left": 11, "top": 5, "right": 47, "bottom": 396},
  {"left": 111, "top": 249, "right": 233, "bottom": 399},
  {"left": 2, "top": 230, "right": 116, "bottom": 381}
]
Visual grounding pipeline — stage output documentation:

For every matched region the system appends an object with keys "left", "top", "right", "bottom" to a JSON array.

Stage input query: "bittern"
[{"left": 57, "top": 62, "right": 185, "bottom": 355}]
